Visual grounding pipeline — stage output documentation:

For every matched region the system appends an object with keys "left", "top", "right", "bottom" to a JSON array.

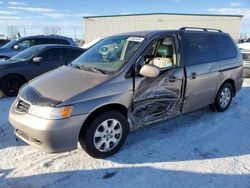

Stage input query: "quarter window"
[{"left": 212, "top": 34, "right": 237, "bottom": 60}]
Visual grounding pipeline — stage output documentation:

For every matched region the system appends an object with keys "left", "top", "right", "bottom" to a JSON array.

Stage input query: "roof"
[
  {"left": 110, "top": 28, "right": 227, "bottom": 38},
  {"left": 112, "top": 30, "right": 178, "bottom": 37},
  {"left": 30, "top": 44, "right": 83, "bottom": 49},
  {"left": 84, "top": 12, "right": 243, "bottom": 19},
  {"left": 114, "top": 30, "right": 164, "bottom": 37},
  {"left": 21, "top": 35, "right": 72, "bottom": 40}
]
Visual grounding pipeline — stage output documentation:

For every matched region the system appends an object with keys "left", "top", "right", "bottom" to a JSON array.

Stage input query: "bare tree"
[
  {"left": 43, "top": 26, "right": 61, "bottom": 35},
  {"left": 7, "top": 25, "right": 19, "bottom": 38}
]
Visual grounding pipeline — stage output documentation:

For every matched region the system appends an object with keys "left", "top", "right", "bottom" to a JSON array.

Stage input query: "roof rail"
[{"left": 179, "top": 27, "right": 222, "bottom": 32}]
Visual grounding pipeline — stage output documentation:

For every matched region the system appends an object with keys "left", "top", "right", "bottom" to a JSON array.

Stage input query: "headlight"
[{"left": 28, "top": 105, "right": 74, "bottom": 120}]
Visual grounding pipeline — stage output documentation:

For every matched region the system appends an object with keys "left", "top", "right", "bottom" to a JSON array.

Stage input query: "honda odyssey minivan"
[{"left": 9, "top": 28, "right": 243, "bottom": 158}]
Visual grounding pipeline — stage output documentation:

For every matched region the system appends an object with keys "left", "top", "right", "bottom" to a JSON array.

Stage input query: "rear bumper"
[{"left": 8, "top": 99, "right": 88, "bottom": 153}]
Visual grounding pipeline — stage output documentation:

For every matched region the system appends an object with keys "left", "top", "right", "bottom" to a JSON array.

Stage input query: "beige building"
[{"left": 84, "top": 13, "right": 243, "bottom": 42}]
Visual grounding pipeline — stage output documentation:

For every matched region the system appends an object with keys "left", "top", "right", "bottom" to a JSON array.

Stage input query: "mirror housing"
[
  {"left": 139, "top": 64, "right": 160, "bottom": 78},
  {"left": 32, "top": 57, "right": 42, "bottom": 63},
  {"left": 13, "top": 45, "right": 19, "bottom": 50}
]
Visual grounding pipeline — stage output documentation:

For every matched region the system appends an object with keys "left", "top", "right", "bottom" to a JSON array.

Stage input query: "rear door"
[
  {"left": 131, "top": 35, "right": 185, "bottom": 127},
  {"left": 181, "top": 32, "right": 219, "bottom": 112}
]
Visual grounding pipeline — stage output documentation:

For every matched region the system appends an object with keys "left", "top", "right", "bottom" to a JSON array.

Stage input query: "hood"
[
  {"left": 26, "top": 65, "right": 110, "bottom": 103},
  {"left": 0, "top": 59, "right": 21, "bottom": 65},
  {"left": 238, "top": 42, "right": 250, "bottom": 51}
]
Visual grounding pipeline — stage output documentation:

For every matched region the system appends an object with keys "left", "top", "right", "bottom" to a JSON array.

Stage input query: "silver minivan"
[{"left": 9, "top": 28, "right": 243, "bottom": 158}]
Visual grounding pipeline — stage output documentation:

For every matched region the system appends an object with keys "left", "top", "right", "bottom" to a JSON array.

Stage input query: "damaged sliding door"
[
  {"left": 131, "top": 67, "right": 184, "bottom": 127},
  {"left": 130, "top": 36, "right": 184, "bottom": 127}
]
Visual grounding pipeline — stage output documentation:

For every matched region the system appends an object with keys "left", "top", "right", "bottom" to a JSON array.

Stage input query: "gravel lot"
[{"left": 1, "top": 79, "right": 250, "bottom": 188}]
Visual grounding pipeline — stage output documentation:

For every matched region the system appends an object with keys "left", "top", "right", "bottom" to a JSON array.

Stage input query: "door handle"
[
  {"left": 169, "top": 76, "right": 176, "bottom": 82},
  {"left": 190, "top": 72, "right": 197, "bottom": 79}
]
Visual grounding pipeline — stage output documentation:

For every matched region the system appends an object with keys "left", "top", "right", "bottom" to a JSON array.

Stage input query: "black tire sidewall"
[
  {"left": 79, "top": 111, "right": 129, "bottom": 158},
  {"left": 214, "top": 83, "right": 233, "bottom": 112},
  {"left": 1, "top": 75, "right": 25, "bottom": 97}
]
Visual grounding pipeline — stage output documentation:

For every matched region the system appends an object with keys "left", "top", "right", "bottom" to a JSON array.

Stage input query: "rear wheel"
[
  {"left": 79, "top": 111, "right": 129, "bottom": 158},
  {"left": 210, "top": 83, "right": 233, "bottom": 112},
  {"left": 0, "top": 75, "right": 26, "bottom": 97}
]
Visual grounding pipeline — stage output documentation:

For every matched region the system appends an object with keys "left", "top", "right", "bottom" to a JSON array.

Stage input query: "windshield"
[
  {"left": 72, "top": 36, "right": 144, "bottom": 73},
  {"left": 1, "top": 39, "right": 17, "bottom": 48},
  {"left": 10, "top": 46, "right": 43, "bottom": 61}
]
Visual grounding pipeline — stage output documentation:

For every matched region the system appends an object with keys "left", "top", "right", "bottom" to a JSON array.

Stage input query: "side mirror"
[
  {"left": 13, "top": 45, "right": 19, "bottom": 50},
  {"left": 32, "top": 57, "right": 42, "bottom": 63},
  {"left": 139, "top": 64, "right": 160, "bottom": 78}
]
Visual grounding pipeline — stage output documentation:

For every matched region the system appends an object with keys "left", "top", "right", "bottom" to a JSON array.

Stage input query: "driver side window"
[
  {"left": 140, "top": 37, "right": 176, "bottom": 70},
  {"left": 16, "top": 40, "right": 30, "bottom": 50}
]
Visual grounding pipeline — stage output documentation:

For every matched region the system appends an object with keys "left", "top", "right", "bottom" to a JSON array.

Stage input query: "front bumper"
[{"left": 8, "top": 99, "right": 89, "bottom": 153}]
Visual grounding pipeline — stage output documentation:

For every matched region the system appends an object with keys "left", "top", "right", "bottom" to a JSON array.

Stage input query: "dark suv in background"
[
  {"left": 0, "top": 35, "right": 76, "bottom": 59},
  {"left": 0, "top": 44, "right": 84, "bottom": 96}
]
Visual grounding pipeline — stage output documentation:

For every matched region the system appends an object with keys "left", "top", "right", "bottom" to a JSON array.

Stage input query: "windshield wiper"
[
  {"left": 89, "top": 67, "right": 107, "bottom": 74},
  {"left": 76, "top": 64, "right": 106, "bottom": 74}
]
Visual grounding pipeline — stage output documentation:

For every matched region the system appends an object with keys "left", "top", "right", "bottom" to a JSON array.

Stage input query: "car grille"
[{"left": 16, "top": 99, "right": 30, "bottom": 113}]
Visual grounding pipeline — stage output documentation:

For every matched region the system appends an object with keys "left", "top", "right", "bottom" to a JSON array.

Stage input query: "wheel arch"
[
  {"left": 221, "top": 78, "right": 236, "bottom": 96},
  {"left": 78, "top": 103, "right": 129, "bottom": 139},
  {"left": 0, "top": 73, "right": 27, "bottom": 86},
  {"left": 0, "top": 73, "right": 28, "bottom": 86}
]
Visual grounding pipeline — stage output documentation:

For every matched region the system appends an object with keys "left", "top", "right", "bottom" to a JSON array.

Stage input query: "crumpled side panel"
[{"left": 130, "top": 68, "right": 184, "bottom": 128}]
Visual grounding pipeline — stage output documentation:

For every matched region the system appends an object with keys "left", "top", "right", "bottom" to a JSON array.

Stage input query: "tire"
[
  {"left": 0, "top": 75, "right": 26, "bottom": 97},
  {"left": 79, "top": 111, "right": 129, "bottom": 158},
  {"left": 211, "top": 83, "right": 233, "bottom": 112}
]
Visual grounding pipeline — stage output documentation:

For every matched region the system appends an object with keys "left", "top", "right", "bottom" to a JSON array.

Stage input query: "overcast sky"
[{"left": 0, "top": 0, "right": 249, "bottom": 39}]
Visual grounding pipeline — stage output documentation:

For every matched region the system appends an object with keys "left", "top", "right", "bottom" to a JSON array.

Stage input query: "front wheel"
[
  {"left": 0, "top": 75, "right": 26, "bottom": 97},
  {"left": 211, "top": 83, "right": 233, "bottom": 112},
  {"left": 79, "top": 111, "right": 129, "bottom": 158}
]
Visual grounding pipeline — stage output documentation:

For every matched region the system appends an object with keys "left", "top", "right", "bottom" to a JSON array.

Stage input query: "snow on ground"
[{"left": 1, "top": 79, "right": 250, "bottom": 188}]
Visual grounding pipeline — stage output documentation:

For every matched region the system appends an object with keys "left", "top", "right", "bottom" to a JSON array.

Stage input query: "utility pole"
[
  {"left": 74, "top": 26, "right": 76, "bottom": 40},
  {"left": 23, "top": 27, "right": 26, "bottom": 37}
]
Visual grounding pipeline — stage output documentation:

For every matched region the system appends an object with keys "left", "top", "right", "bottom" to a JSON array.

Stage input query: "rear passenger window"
[
  {"left": 39, "top": 48, "right": 61, "bottom": 61},
  {"left": 61, "top": 48, "right": 83, "bottom": 60},
  {"left": 212, "top": 34, "right": 236, "bottom": 60},
  {"left": 58, "top": 40, "right": 70, "bottom": 45},
  {"left": 183, "top": 33, "right": 217, "bottom": 65},
  {"left": 49, "top": 39, "right": 70, "bottom": 45},
  {"left": 35, "top": 39, "right": 70, "bottom": 45}
]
